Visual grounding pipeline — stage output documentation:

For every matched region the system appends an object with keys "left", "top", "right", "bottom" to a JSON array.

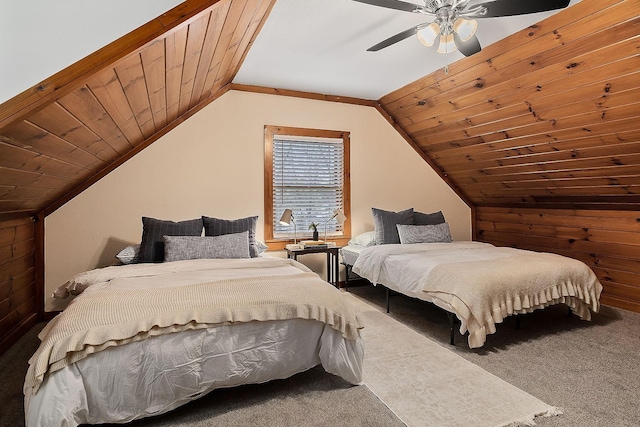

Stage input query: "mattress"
[{"left": 340, "top": 244, "right": 366, "bottom": 267}]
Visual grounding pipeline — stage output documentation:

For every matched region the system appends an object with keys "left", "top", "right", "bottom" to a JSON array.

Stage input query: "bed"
[
  {"left": 342, "top": 207, "right": 602, "bottom": 348},
  {"left": 24, "top": 255, "right": 363, "bottom": 427},
  {"left": 352, "top": 240, "right": 602, "bottom": 348}
]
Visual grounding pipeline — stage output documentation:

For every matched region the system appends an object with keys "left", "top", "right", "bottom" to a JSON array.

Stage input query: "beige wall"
[{"left": 45, "top": 90, "right": 471, "bottom": 311}]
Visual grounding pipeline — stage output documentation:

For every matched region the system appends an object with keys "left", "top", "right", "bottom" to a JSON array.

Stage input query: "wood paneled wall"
[
  {"left": 0, "top": 215, "right": 38, "bottom": 355},
  {"left": 475, "top": 207, "right": 640, "bottom": 313}
]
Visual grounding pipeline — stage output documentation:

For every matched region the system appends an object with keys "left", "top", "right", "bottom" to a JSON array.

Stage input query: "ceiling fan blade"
[
  {"left": 367, "top": 26, "right": 420, "bottom": 51},
  {"left": 350, "top": 0, "right": 421, "bottom": 13},
  {"left": 471, "top": 0, "right": 570, "bottom": 18},
  {"left": 453, "top": 33, "right": 482, "bottom": 57}
]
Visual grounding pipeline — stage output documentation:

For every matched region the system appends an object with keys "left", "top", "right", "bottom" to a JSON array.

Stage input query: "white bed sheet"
[
  {"left": 340, "top": 244, "right": 365, "bottom": 268},
  {"left": 26, "top": 319, "right": 361, "bottom": 427},
  {"left": 25, "top": 257, "right": 364, "bottom": 427}
]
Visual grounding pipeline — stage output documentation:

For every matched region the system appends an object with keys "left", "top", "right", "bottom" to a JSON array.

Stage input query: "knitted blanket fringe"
[{"left": 500, "top": 406, "right": 564, "bottom": 427}]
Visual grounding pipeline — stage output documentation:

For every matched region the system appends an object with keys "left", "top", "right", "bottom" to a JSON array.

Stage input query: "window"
[{"left": 264, "top": 125, "right": 351, "bottom": 249}]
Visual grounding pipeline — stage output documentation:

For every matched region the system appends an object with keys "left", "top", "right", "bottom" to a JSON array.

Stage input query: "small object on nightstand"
[{"left": 300, "top": 240, "right": 336, "bottom": 249}]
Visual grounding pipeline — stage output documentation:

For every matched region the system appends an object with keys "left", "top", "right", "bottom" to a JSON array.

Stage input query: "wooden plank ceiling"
[
  {"left": 380, "top": 0, "right": 640, "bottom": 210},
  {"left": 0, "top": 0, "right": 275, "bottom": 218},
  {"left": 0, "top": 0, "right": 638, "bottom": 218}
]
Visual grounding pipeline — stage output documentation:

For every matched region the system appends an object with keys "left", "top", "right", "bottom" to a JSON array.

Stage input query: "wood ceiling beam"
[{"left": 230, "top": 83, "right": 378, "bottom": 107}]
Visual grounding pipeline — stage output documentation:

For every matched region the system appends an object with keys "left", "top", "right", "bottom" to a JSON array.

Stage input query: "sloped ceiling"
[
  {"left": 379, "top": 0, "right": 640, "bottom": 209},
  {"left": 0, "top": 0, "right": 638, "bottom": 219},
  {"left": 0, "top": 0, "right": 276, "bottom": 218}
]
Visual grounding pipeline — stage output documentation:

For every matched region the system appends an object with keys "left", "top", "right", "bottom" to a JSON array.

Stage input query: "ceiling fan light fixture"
[
  {"left": 452, "top": 18, "right": 477, "bottom": 42},
  {"left": 417, "top": 22, "right": 441, "bottom": 47},
  {"left": 360, "top": 0, "right": 572, "bottom": 56},
  {"left": 437, "top": 33, "right": 457, "bottom": 54}
]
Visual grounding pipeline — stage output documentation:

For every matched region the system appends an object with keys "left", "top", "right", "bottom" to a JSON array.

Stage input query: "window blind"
[{"left": 273, "top": 136, "right": 344, "bottom": 239}]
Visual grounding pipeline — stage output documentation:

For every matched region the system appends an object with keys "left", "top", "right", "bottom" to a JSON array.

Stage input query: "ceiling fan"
[{"left": 352, "top": 0, "right": 571, "bottom": 57}]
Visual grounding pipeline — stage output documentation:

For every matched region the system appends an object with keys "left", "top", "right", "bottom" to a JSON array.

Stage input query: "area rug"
[{"left": 350, "top": 294, "right": 562, "bottom": 427}]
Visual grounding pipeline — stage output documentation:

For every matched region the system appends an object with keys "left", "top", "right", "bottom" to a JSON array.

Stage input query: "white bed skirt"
[{"left": 25, "top": 318, "right": 363, "bottom": 427}]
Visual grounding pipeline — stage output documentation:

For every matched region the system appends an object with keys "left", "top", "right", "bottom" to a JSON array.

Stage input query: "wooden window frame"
[{"left": 264, "top": 125, "right": 351, "bottom": 250}]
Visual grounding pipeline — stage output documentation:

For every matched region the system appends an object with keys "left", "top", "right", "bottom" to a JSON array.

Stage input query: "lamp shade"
[
  {"left": 333, "top": 208, "right": 346, "bottom": 224},
  {"left": 417, "top": 22, "right": 441, "bottom": 47},
  {"left": 453, "top": 18, "right": 477, "bottom": 42},
  {"left": 437, "top": 33, "right": 457, "bottom": 54},
  {"left": 279, "top": 208, "right": 293, "bottom": 225},
  {"left": 323, "top": 208, "right": 347, "bottom": 241}
]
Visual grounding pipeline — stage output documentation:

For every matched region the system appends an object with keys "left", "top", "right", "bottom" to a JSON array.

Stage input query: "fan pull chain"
[{"left": 444, "top": 45, "right": 450, "bottom": 74}]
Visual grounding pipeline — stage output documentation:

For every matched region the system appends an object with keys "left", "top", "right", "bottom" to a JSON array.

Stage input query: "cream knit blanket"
[
  {"left": 425, "top": 251, "right": 602, "bottom": 347},
  {"left": 353, "top": 242, "right": 602, "bottom": 348},
  {"left": 26, "top": 272, "right": 362, "bottom": 394}
]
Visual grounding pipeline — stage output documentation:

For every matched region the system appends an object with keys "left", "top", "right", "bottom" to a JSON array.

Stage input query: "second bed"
[{"left": 347, "top": 240, "right": 602, "bottom": 348}]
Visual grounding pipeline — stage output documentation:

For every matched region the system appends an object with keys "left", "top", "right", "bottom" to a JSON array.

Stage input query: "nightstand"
[{"left": 286, "top": 246, "right": 341, "bottom": 288}]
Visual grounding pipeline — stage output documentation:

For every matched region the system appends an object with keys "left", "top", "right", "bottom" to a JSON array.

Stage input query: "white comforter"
[
  {"left": 25, "top": 257, "right": 364, "bottom": 427},
  {"left": 353, "top": 242, "right": 602, "bottom": 348}
]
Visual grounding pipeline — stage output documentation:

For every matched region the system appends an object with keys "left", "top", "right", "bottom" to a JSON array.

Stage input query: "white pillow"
[
  {"left": 396, "top": 223, "right": 452, "bottom": 244},
  {"left": 348, "top": 231, "right": 377, "bottom": 247}
]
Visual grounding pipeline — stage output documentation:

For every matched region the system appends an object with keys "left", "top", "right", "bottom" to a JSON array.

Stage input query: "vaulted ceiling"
[
  {"left": 379, "top": 0, "right": 640, "bottom": 209},
  {"left": 0, "top": 0, "right": 638, "bottom": 219},
  {"left": 0, "top": 0, "right": 276, "bottom": 217}
]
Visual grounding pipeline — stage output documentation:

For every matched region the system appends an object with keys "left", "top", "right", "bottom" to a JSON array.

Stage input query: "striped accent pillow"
[
  {"left": 396, "top": 223, "right": 452, "bottom": 244},
  {"left": 202, "top": 216, "right": 259, "bottom": 257},
  {"left": 138, "top": 217, "right": 203, "bottom": 263},
  {"left": 372, "top": 207, "right": 414, "bottom": 245}
]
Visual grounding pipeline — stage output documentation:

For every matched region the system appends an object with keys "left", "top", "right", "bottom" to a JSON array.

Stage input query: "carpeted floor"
[
  {"left": 353, "top": 294, "right": 561, "bottom": 427},
  {"left": 347, "top": 282, "right": 640, "bottom": 427}
]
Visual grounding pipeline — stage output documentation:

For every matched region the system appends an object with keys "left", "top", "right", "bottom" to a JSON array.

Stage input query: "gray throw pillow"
[
  {"left": 202, "top": 215, "right": 259, "bottom": 257},
  {"left": 163, "top": 232, "right": 250, "bottom": 262},
  {"left": 139, "top": 217, "right": 204, "bottom": 263},
  {"left": 372, "top": 207, "right": 414, "bottom": 245},
  {"left": 413, "top": 210, "right": 445, "bottom": 225},
  {"left": 396, "top": 223, "right": 452, "bottom": 244}
]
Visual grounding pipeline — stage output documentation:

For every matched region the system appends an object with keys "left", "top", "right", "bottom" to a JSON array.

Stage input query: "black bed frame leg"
[
  {"left": 447, "top": 312, "right": 455, "bottom": 345},
  {"left": 567, "top": 306, "right": 573, "bottom": 317},
  {"left": 345, "top": 265, "right": 351, "bottom": 291},
  {"left": 386, "top": 288, "right": 390, "bottom": 313}
]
